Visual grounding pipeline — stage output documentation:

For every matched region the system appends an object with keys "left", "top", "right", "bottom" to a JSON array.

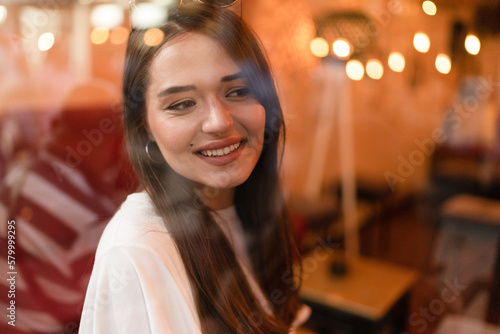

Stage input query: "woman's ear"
[
  {"left": 147, "top": 131, "right": 155, "bottom": 142},
  {"left": 143, "top": 115, "right": 155, "bottom": 142}
]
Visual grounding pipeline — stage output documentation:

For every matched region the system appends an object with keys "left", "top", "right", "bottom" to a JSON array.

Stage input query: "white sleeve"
[{"left": 79, "top": 245, "right": 201, "bottom": 334}]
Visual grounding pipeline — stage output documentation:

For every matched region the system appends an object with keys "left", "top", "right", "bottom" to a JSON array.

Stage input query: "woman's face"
[{"left": 146, "top": 32, "right": 266, "bottom": 193}]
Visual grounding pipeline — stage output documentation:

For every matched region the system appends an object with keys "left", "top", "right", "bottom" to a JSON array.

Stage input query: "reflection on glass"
[{"left": 144, "top": 28, "right": 165, "bottom": 47}]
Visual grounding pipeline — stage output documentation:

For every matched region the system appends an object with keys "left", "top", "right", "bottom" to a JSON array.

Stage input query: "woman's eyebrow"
[
  {"left": 156, "top": 72, "right": 244, "bottom": 98},
  {"left": 221, "top": 72, "right": 244, "bottom": 82},
  {"left": 157, "top": 85, "right": 196, "bottom": 98}
]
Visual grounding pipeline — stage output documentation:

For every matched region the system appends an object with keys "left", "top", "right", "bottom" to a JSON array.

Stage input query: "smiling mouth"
[{"left": 198, "top": 141, "right": 243, "bottom": 157}]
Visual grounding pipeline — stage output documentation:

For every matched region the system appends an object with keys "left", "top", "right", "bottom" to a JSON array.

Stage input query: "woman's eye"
[
  {"left": 167, "top": 100, "right": 196, "bottom": 111},
  {"left": 226, "top": 87, "right": 251, "bottom": 98}
]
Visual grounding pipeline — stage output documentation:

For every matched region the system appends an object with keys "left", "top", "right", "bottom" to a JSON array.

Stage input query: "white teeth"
[{"left": 200, "top": 142, "right": 241, "bottom": 157}]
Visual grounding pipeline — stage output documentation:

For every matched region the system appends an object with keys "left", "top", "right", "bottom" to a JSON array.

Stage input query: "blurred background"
[{"left": 0, "top": 0, "right": 499, "bottom": 333}]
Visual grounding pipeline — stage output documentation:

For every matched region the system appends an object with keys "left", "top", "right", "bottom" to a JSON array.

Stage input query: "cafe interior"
[{"left": 0, "top": 0, "right": 499, "bottom": 333}]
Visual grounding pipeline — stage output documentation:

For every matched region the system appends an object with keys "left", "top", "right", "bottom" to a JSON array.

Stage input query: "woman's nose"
[{"left": 201, "top": 97, "right": 233, "bottom": 134}]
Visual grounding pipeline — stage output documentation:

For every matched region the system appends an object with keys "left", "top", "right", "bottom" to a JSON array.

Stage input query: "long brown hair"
[{"left": 122, "top": 3, "right": 301, "bottom": 333}]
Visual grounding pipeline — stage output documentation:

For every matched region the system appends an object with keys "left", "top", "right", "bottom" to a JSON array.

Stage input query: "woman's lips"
[
  {"left": 199, "top": 141, "right": 241, "bottom": 157},
  {"left": 194, "top": 137, "right": 244, "bottom": 152},
  {"left": 196, "top": 140, "right": 245, "bottom": 166}
]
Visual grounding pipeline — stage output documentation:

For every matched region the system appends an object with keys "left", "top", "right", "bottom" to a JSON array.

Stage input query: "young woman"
[{"left": 80, "top": 3, "right": 309, "bottom": 333}]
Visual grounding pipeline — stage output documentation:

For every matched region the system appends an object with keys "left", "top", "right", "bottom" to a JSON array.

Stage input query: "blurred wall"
[{"left": 243, "top": 0, "right": 499, "bottom": 197}]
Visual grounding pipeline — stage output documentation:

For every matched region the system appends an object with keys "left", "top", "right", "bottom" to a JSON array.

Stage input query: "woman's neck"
[{"left": 196, "top": 186, "right": 235, "bottom": 210}]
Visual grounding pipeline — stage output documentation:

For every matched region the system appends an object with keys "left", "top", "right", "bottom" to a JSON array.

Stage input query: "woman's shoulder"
[
  {"left": 81, "top": 192, "right": 200, "bottom": 333},
  {"left": 95, "top": 192, "right": 172, "bottom": 258}
]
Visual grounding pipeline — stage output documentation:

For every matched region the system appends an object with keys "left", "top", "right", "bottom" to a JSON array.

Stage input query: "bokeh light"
[
  {"left": 90, "top": 4, "right": 123, "bottom": 29},
  {"left": 0, "top": 6, "right": 7, "bottom": 24},
  {"left": 435, "top": 54, "right": 452, "bottom": 74},
  {"left": 422, "top": 1, "right": 437, "bottom": 15},
  {"left": 38, "top": 32, "right": 55, "bottom": 51},
  {"left": 310, "top": 37, "right": 329, "bottom": 58},
  {"left": 132, "top": 3, "right": 167, "bottom": 29},
  {"left": 388, "top": 52, "right": 405, "bottom": 72},
  {"left": 346, "top": 60, "right": 364, "bottom": 81},
  {"left": 465, "top": 34, "right": 481, "bottom": 55},
  {"left": 110, "top": 26, "right": 129, "bottom": 45},
  {"left": 144, "top": 28, "right": 164, "bottom": 47},
  {"left": 333, "top": 39, "right": 351, "bottom": 59},
  {"left": 413, "top": 32, "right": 430, "bottom": 53},
  {"left": 366, "top": 59, "right": 384, "bottom": 80},
  {"left": 90, "top": 27, "right": 109, "bottom": 45}
]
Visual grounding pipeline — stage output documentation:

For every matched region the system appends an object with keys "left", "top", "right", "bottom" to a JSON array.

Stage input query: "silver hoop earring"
[{"left": 145, "top": 140, "right": 161, "bottom": 163}]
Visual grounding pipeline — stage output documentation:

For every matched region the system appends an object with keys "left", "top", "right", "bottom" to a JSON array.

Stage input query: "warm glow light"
[
  {"left": 388, "top": 52, "right": 405, "bottom": 72},
  {"left": 132, "top": 3, "right": 167, "bottom": 29},
  {"left": 346, "top": 60, "right": 364, "bottom": 81},
  {"left": 465, "top": 34, "right": 481, "bottom": 55},
  {"left": 38, "top": 32, "right": 55, "bottom": 51},
  {"left": 144, "top": 28, "right": 164, "bottom": 47},
  {"left": 91, "top": 4, "right": 123, "bottom": 29},
  {"left": 366, "top": 59, "right": 384, "bottom": 79},
  {"left": 110, "top": 26, "right": 129, "bottom": 45},
  {"left": 413, "top": 32, "right": 430, "bottom": 53},
  {"left": 422, "top": 1, "right": 437, "bottom": 15},
  {"left": 310, "top": 37, "right": 329, "bottom": 58},
  {"left": 332, "top": 39, "right": 351, "bottom": 59},
  {"left": 435, "top": 53, "right": 452, "bottom": 74},
  {"left": 0, "top": 6, "right": 7, "bottom": 24},
  {"left": 90, "top": 27, "right": 109, "bottom": 45}
]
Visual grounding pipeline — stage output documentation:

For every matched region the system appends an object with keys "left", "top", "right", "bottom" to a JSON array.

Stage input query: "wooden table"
[{"left": 300, "top": 254, "right": 418, "bottom": 334}]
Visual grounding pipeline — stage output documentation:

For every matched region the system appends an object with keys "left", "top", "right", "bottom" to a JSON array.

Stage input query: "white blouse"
[{"left": 80, "top": 192, "right": 309, "bottom": 333}]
